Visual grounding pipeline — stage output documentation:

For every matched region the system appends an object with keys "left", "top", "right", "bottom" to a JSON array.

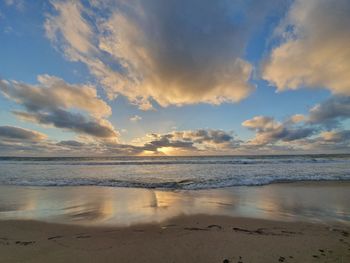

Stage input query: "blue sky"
[{"left": 0, "top": 0, "right": 349, "bottom": 156}]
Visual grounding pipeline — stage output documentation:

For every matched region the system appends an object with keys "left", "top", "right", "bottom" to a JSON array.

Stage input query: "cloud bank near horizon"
[{"left": 2, "top": 94, "right": 350, "bottom": 156}]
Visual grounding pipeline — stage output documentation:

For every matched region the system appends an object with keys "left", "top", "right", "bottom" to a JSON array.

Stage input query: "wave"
[
  {"left": 2, "top": 175, "right": 350, "bottom": 190},
  {"left": 1, "top": 154, "right": 349, "bottom": 190},
  {"left": 1, "top": 154, "right": 350, "bottom": 166}
]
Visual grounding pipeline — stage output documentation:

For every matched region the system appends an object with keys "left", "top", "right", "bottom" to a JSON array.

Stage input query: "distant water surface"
[{"left": 0, "top": 155, "right": 350, "bottom": 190}]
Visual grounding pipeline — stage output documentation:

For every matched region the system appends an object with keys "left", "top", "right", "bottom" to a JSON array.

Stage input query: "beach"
[
  {"left": 0, "top": 181, "right": 350, "bottom": 262},
  {"left": 0, "top": 215, "right": 349, "bottom": 263},
  {"left": 1, "top": 157, "right": 350, "bottom": 262}
]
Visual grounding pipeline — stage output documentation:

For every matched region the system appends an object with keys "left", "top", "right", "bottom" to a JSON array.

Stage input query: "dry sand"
[{"left": 0, "top": 215, "right": 349, "bottom": 263}]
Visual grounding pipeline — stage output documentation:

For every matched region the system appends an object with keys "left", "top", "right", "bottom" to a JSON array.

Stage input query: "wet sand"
[
  {"left": 0, "top": 215, "right": 349, "bottom": 263},
  {"left": 0, "top": 181, "right": 349, "bottom": 225},
  {"left": 0, "top": 182, "right": 349, "bottom": 262}
]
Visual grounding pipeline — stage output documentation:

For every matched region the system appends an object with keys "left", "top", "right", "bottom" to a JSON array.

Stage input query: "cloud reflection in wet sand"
[{"left": 0, "top": 182, "right": 349, "bottom": 225}]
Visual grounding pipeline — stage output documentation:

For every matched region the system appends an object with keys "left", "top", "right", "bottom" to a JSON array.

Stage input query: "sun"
[{"left": 157, "top": 147, "right": 175, "bottom": 155}]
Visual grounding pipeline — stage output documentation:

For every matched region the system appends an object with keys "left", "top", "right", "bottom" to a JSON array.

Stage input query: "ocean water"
[{"left": 0, "top": 155, "right": 350, "bottom": 190}]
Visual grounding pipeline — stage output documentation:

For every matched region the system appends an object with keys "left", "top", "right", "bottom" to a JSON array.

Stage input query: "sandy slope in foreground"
[{"left": 0, "top": 215, "right": 349, "bottom": 263}]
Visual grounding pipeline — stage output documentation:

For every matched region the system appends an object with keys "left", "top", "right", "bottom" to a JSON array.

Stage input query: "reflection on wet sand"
[{"left": 0, "top": 181, "right": 349, "bottom": 226}]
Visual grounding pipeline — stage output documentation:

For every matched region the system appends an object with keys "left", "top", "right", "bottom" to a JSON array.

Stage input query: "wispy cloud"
[
  {"left": 4, "top": 0, "right": 24, "bottom": 11},
  {"left": 129, "top": 115, "right": 142, "bottom": 122}
]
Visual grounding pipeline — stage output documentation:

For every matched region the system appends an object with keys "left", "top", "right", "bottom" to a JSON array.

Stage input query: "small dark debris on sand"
[
  {"left": 232, "top": 227, "right": 284, "bottom": 236},
  {"left": 184, "top": 227, "right": 209, "bottom": 231},
  {"left": 208, "top": 224, "right": 222, "bottom": 230},
  {"left": 233, "top": 227, "right": 259, "bottom": 234},
  {"left": 278, "top": 256, "right": 285, "bottom": 262},
  {"left": 222, "top": 259, "right": 229, "bottom": 263},
  {"left": 76, "top": 235, "right": 91, "bottom": 239},
  {"left": 48, "top": 235, "right": 63, "bottom": 240},
  {"left": 281, "top": 230, "right": 302, "bottom": 235},
  {"left": 15, "top": 241, "right": 35, "bottom": 246}
]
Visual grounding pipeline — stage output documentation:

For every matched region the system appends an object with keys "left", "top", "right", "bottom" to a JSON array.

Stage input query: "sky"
[{"left": 0, "top": 0, "right": 349, "bottom": 156}]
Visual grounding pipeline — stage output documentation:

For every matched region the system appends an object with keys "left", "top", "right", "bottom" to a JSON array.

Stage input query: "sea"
[{"left": 0, "top": 154, "right": 350, "bottom": 190}]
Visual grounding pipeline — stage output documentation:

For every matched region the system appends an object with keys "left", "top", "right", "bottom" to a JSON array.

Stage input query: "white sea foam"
[{"left": 0, "top": 155, "right": 349, "bottom": 189}]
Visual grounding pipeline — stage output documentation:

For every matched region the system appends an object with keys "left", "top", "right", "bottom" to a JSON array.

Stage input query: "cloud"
[
  {"left": 13, "top": 110, "right": 117, "bottom": 139},
  {"left": 242, "top": 116, "right": 316, "bottom": 146},
  {"left": 307, "top": 96, "right": 350, "bottom": 128},
  {"left": 56, "top": 140, "right": 85, "bottom": 147},
  {"left": 285, "top": 114, "right": 305, "bottom": 125},
  {"left": 142, "top": 135, "right": 195, "bottom": 153},
  {"left": 44, "top": 0, "right": 281, "bottom": 109},
  {"left": 172, "top": 129, "right": 236, "bottom": 145},
  {"left": 0, "top": 126, "right": 47, "bottom": 142},
  {"left": 0, "top": 76, "right": 118, "bottom": 139},
  {"left": 242, "top": 94, "right": 350, "bottom": 149},
  {"left": 263, "top": 0, "right": 350, "bottom": 95},
  {"left": 140, "top": 129, "right": 239, "bottom": 154},
  {"left": 320, "top": 130, "right": 350, "bottom": 143},
  {"left": 4, "top": 0, "right": 24, "bottom": 10},
  {"left": 0, "top": 75, "right": 111, "bottom": 118},
  {"left": 0, "top": 123, "right": 348, "bottom": 155},
  {"left": 296, "top": 130, "right": 350, "bottom": 153},
  {"left": 129, "top": 115, "right": 142, "bottom": 122}
]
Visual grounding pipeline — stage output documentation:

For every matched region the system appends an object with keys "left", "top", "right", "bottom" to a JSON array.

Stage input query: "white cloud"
[
  {"left": 45, "top": 1, "right": 95, "bottom": 59},
  {"left": 263, "top": 0, "right": 350, "bottom": 95},
  {"left": 129, "top": 115, "right": 142, "bottom": 122},
  {"left": 44, "top": 0, "right": 280, "bottom": 110}
]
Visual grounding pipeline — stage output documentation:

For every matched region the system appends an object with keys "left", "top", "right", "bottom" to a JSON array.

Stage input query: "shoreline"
[
  {"left": 0, "top": 214, "right": 349, "bottom": 263},
  {"left": 1, "top": 178, "right": 350, "bottom": 189}
]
